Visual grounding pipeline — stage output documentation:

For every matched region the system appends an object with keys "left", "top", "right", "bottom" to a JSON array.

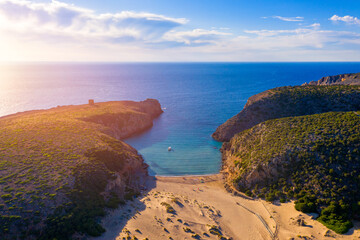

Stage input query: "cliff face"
[
  {"left": 0, "top": 99, "right": 162, "bottom": 239},
  {"left": 212, "top": 85, "right": 360, "bottom": 142},
  {"left": 81, "top": 99, "right": 163, "bottom": 139},
  {"left": 304, "top": 72, "right": 360, "bottom": 86}
]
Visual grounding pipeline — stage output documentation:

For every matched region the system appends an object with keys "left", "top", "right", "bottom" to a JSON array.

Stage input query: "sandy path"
[{"left": 92, "top": 175, "right": 360, "bottom": 240}]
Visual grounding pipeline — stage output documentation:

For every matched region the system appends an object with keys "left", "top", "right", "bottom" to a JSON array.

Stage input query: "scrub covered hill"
[
  {"left": 0, "top": 99, "right": 162, "bottom": 239},
  {"left": 222, "top": 111, "right": 360, "bottom": 234},
  {"left": 213, "top": 85, "right": 360, "bottom": 142}
]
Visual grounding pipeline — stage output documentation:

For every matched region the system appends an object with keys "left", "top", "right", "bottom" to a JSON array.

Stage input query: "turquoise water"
[{"left": 1, "top": 63, "right": 360, "bottom": 175}]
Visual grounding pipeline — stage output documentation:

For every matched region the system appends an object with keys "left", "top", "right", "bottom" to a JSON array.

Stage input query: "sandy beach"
[{"left": 93, "top": 174, "right": 360, "bottom": 240}]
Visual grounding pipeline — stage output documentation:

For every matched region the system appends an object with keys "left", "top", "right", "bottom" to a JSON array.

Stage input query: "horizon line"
[{"left": 1, "top": 61, "right": 360, "bottom": 64}]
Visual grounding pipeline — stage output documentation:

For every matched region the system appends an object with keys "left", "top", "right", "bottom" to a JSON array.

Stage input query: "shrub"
[
  {"left": 106, "top": 192, "right": 123, "bottom": 209},
  {"left": 161, "top": 202, "right": 176, "bottom": 214},
  {"left": 318, "top": 203, "right": 353, "bottom": 234},
  {"left": 295, "top": 197, "right": 317, "bottom": 213},
  {"left": 1, "top": 194, "right": 12, "bottom": 200}
]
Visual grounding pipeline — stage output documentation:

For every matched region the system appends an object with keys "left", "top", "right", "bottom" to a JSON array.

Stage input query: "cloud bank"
[{"left": 0, "top": 0, "right": 188, "bottom": 42}]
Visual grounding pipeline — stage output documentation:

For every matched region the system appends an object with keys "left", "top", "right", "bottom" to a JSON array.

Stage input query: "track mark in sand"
[
  {"left": 260, "top": 201, "right": 279, "bottom": 239},
  {"left": 236, "top": 202, "right": 276, "bottom": 239}
]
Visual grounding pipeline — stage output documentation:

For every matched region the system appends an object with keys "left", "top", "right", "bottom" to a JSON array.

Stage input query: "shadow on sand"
[
  {"left": 344, "top": 221, "right": 360, "bottom": 236},
  {"left": 92, "top": 176, "right": 157, "bottom": 240}
]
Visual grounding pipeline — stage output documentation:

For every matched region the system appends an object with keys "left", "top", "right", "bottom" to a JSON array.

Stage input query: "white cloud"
[
  {"left": 309, "top": 23, "right": 320, "bottom": 29},
  {"left": 329, "top": 15, "right": 360, "bottom": 25},
  {"left": 163, "top": 29, "right": 231, "bottom": 45},
  {"left": 0, "top": 0, "right": 188, "bottom": 42},
  {"left": 272, "top": 16, "right": 304, "bottom": 22}
]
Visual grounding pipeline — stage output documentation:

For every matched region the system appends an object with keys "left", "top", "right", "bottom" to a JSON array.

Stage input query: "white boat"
[{"left": 168, "top": 147, "right": 172, "bottom": 151}]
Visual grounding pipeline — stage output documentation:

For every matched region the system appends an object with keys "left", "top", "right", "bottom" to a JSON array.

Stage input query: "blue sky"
[
  {"left": 66, "top": 0, "right": 360, "bottom": 30},
  {"left": 0, "top": 0, "right": 359, "bottom": 61}
]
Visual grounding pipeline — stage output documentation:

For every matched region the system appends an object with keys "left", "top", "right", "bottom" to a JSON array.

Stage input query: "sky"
[{"left": 0, "top": 0, "right": 360, "bottom": 62}]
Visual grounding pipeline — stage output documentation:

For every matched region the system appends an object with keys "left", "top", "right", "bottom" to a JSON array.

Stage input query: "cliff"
[
  {"left": 222, "top": 111, "right": 360, "bottom": 234},
  {"left": 81, "top": 99, "right": 163, "bottom": 139},
  {"left": 304, "top": 72, "right": 360, "bottom": 86},
  {"left": 212, "top": 85, "right": 360, "bottom": 142},
  {"left": 0, "top": 99, "right": 162, "bottom": 239}
]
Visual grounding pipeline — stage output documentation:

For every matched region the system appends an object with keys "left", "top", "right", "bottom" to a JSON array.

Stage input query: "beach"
[{"left": 92, "top": 175, "right": 360, "bottom": 240}]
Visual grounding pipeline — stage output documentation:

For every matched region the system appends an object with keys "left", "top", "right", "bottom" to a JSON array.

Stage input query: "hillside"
[
  {"left": 212, "top": 85, "right": 360, "bottom": 142},
  {"left": 304, "top": 72, "right": 360, "bottom": 86},
  {"left": 221, "top": 111, "right": 360, "bottom": 234},
  {"left": 0, "top": 99, "right": 162, "bottom": 239}
]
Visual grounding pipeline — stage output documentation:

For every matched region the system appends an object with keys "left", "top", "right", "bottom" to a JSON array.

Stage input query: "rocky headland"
[
  {"left": 214, "top": 73, "right": 360, "bottom": 234},
  {"left": 0, "top": 99, "right": 162, "bottom": 239},
  {"left": 212, "top": 85, "right": 360, "bottom": 142}
]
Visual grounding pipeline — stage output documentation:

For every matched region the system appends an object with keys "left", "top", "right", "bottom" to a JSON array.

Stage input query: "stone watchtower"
[{"left": 88, "top": 99, "right": 94, "bottom": 105}]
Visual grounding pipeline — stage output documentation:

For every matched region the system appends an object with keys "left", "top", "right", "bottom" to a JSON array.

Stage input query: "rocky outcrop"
[
  {"left": 212, "top": 90, "right": 273, "bottom": 142},
  {"left": 82, "top": 99, "right": 163, "bottom": 139},
  {"left": 212, "top": 85, "right": 360, "bottom": 142},
  {"left": 137, "top": 98, "right": 164, "bottom": 118},
  {"left": 304, "top": 72, "right": 360, "bottom": 86}
]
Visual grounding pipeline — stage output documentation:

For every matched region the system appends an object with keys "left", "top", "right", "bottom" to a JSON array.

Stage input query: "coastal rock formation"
[
  {"left": 0, "top": 99, "right": 162, "bottom": 239},
  {"left": 212, "top": 85, "right": 360, "bottom": 142},
  {"left": 81, "top": 99, "right": 163, "bottom": 139},
  {"left": 214, "top": 74, "right": 360, "bottom": 234},
  {"left": 304, "top": 72, "right": 360, "bottom": 86},
  {"left": 221, "top": 111, "right": 360, "bottom": 234}
]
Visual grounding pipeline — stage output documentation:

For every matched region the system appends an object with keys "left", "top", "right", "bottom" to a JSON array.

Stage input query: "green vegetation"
[
  {"left": 161, "top": 202, "right": 176, "bottom": 214},
  {"left": 295, "top": 196, "right": 317, "bottom": 213},
  {"left": 191, "top": 233, "right": 201, "bottom": 239},
  {"left": 208, "top": 225, "right": 229, "bottom": 239},
  {"left": 0, "top": 100, "right": 159, "bottom": 239},
  {"left": 208, "top": 225, "right": 222, "bottom": 236},
  {"left": 225, "top": 111, "right": 360, "bottom": 234},
  {"left": 318, "top": 203, "right": 353, "bottom": 234},
  {"left": 213, "top": 85, "right": 360, "bottom": 141},
  {"left": 183, "top": 227, "right": 195, "bottom": 233}
]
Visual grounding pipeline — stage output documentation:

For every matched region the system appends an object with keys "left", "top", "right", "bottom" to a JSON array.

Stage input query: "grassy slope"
[
  {"left": 213, "top": 85, "right": 360, "bottom": 141},
  {"left": 223, "top": 111, "right": 360, "bottom": 233},
  {"left": 0, "top": 101, "right": 160, "bottom": 239}
]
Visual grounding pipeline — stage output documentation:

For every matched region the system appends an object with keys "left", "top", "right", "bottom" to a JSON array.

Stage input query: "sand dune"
[{"left": 93, "top": 175, "right": 360, "bottom": 240}]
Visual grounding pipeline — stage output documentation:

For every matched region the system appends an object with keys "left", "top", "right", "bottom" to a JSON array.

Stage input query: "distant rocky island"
[
  {"left": 214, "top": 72, "right": 360, "bottom": 234},
  {"left": 0, "top": 99, "right": 162, "bottom": 239}
]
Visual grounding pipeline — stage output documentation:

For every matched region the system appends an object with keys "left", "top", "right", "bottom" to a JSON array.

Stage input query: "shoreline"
[{"left": 151, "top": 173, "right": 223, "bottom": 178}]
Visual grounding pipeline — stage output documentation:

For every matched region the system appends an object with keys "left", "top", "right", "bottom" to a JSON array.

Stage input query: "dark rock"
[{"left": 305, "top": 72, "right": 360, "bottom": 86}]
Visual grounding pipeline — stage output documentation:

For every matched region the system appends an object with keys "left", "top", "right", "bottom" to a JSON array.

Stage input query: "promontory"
[
  {"left": 213, "top": 73, "right": 360, "bottom": 234},
  {"left": 0, "top": 99, "right": 162, "bottom": 239}
]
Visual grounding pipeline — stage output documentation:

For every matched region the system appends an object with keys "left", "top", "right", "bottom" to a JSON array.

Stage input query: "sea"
[{"left": 1, "top": 62, "right": 359, "bottom": 176}]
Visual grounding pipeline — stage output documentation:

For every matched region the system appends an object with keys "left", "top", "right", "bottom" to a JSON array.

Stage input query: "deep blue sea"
[{"left": 1, "top": 63, "right": 360, "bottom": 175}]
